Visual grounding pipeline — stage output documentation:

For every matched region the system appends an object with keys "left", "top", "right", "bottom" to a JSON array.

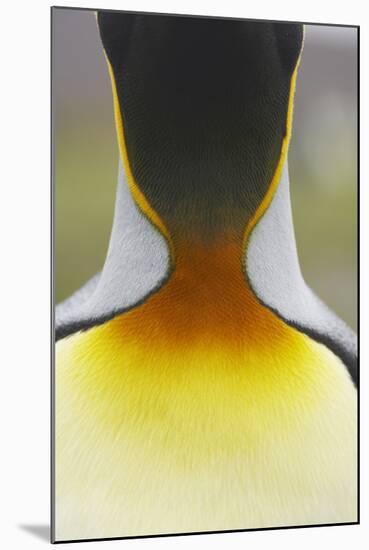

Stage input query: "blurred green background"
[{"left": 53, "top": 9, "right": 358, "bottom": 330}]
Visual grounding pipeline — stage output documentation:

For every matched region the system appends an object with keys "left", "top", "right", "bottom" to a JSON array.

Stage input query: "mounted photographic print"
[{"left": 52, "top": 7, "right": 358, "bottom": 543}]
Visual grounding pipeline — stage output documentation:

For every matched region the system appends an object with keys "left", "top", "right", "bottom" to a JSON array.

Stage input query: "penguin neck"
[
  {"left": 103, "top": 160, "right": 297, "bottom": 348},
  {"left": 107, "top": 158, "right": 301, "bottom": 290}
]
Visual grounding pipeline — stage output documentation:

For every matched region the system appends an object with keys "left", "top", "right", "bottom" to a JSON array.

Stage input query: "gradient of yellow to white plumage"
[
  {"left": 55, "top": 239, "right": 357, "bottom": 538},
  {"left": 55, "top": 305, "right": 356, "bottom": 539}
]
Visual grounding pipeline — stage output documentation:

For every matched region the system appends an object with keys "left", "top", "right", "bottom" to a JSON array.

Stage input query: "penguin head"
[{"left": 97, "top": 12, "right": 303, "bottom": 243}]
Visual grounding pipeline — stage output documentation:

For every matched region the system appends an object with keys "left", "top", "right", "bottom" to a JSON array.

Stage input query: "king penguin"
[{"left": 54, "top": 12, "right": 358, "bottom": 542}]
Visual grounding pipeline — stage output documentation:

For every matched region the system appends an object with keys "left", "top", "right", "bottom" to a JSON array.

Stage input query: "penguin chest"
[{"left": 55, "top": 319, "right": 357, "bottom": 540}]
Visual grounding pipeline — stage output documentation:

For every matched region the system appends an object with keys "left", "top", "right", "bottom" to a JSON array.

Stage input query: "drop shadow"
[{"left": 19, "top": 524, "right": 50, "bottom": 542}]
